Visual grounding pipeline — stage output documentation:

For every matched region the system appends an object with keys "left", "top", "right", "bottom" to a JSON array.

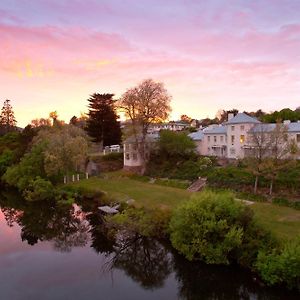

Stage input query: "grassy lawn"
[
  {"left": 252, "top": 202, "right": 300, "bottom": 241},
  {"left": 71, "top": 174, "right": 300, "bottom": 241},
  {"left": 71, "top": 175, "right": 191, "bottom": 210}
]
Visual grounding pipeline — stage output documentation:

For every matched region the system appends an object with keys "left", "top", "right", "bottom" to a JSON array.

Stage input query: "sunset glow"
[{"left": 1, "top": 0, "right": 300, "bottom": 127}]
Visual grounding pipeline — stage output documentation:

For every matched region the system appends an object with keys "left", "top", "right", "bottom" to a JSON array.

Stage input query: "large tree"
[
  {"left": 86, "top": 93, "right": 121, "bottom": 148},
  {"left": 119, "top": 79, "right": 172, "bottom": 173},
  {"left": 0, "top": 99, "right": 17, "bottom": 135}
]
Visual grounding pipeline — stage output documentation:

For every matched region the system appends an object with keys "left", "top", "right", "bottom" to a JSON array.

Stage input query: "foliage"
[
  {"left": 3, "top": 142, "right": 47, "bottom": 190},
  {"left": 0, "top": 99, "right": 17, "bottom": 135},
  {"left": 262, "top": 108, "right": 300, "bottom": 123},
  {"left": 0, "top": 149, "right": 14, "bottom": 176},
  {"left": 108, "top": 207, "right": 171, "bottom": 238},
  {"left": 86, "top": 93, "right": 121, "bottom": 146},
  {"left": 158, "top": 130, "right": 196, "bottom": 158},
  {"left": 154, "top": 178, "right": 191, "bottom": 189},
  {"left": 119, "top": 79, "right": 172, "bottom": 172},
  {"left": 101, "top": 152, "right": 123, "bottom": 161},
  {"left": 23, "top": 177, "right": 55, "bottom": 202},
  {"left": 256, "top": 238, "right": 300, "bottom": 290},
  {"left": 169, "top": 191, "right": 259, "bottom": 264}
]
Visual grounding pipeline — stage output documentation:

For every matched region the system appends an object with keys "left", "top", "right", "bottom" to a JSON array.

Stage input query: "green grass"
[
  {"left": 71, "top": 174, "right": 191, "bottom": 210},
  {"left": 252, "top": 202, "right": 300, "bottom": 241},
  {"left": 70, "top": 174, "right": 300, "bottom": 241}
]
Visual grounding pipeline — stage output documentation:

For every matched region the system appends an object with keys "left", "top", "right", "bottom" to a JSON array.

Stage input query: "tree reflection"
[
  {"left": 0, "top": 190, "right": 89, "bottom": 251},
  {"left": 102, "top": 233, "right": 172, "bottom": 290},
  {"left": 172, "top": 250, "right": 297, "bottom": 300}
]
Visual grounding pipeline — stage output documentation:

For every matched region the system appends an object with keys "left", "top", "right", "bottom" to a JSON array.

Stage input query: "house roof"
[
  {"left": 124, "top": 133, "right": 159, "bottom": 144},
  {"left": 251, "top": 122, "right": 300, "bottom": 133},
  {"left": 225, "top": 113, "right": 261, "bottom": 125},
  {"left": 203, "top": 126, "right": 226, "bottom": 134},
  {"left": 189, "top": 130, "right": 204, "bottom": 141}
]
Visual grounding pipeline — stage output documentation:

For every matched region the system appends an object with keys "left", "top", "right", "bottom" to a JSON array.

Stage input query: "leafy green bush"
[
  {"left": 23, "top": 177, "right": 55, "bottom": 202},
  {"left": 158, "top": 130, "right": 196, "bottom": 158},
  {"left": 155, "top": 178, "right": 191, "bottom": 189},
  {"left": 169, "top": 190, "right": 259, "bottom": 264},
  {"left": 108, "top": 207, "right": 171, "bottom": 238},
  {"left": 272, "top": 197, "right": 290, "bottom": 206},
  {"left": 0, "top": 149, "right": 14, "bottom": 176},
  {"left": 256, "top": 238, "right": 300, "bottom": 290},
  {"left": 101, "top": 152, "right": 123, "bottom": 161}
]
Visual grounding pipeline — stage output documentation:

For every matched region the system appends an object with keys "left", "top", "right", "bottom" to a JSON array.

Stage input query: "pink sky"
[{"left": 0, "top": 0, "right": 300, "bottom": 127}]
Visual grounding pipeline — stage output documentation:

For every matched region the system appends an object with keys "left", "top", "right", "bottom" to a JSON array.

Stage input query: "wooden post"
[
  {"left": 86, "top": 172, "right": 89, "bottom": 179},
  {"left": 63, "top": 176, "right": 67, "bottom": 184},
  {"left": 72, "top": 175, "right": 75, "bottom": 182},
  {"left": 77, "top": 174, "right": 80, "bottom": 181}
]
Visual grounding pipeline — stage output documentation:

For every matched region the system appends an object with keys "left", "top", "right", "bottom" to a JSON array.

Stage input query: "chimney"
[{"left": 228, "top": 113, "right": 234, "bottom": 121}]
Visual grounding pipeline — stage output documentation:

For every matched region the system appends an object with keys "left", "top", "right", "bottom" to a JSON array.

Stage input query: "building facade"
[{"left": 189, "top": 113, "right": 300, "bottom": 159}]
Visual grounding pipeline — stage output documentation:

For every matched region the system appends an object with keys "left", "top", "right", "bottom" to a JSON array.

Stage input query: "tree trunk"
[
  {"left": 254, "top": 176, "right": 258, "bottom": 194},
  {"left": 269, "top": 179, "right": 273, "bottom": 196}
]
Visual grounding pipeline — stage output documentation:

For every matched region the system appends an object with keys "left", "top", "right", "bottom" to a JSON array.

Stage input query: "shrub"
[
  {"left": 256, "top": 238, "right": 300, "bottom": 290},
  {"left": 101, "top": 152, "right": 123, "bottom": 161},
  {"left": 169, "top": 191, "right": 258, "bottom": 264},
  {"left": 108, "top": 207, "right": 171, "bottom": 238},
  {"left": 23, "top": 177, "right": 55, "bottom": 202}
]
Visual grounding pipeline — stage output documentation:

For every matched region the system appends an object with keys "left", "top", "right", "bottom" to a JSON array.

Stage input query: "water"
[{"left": 0, "top": 190, "right": 299, "bottom": 300}]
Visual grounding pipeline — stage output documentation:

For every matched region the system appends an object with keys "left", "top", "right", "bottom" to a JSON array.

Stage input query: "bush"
[
  {"left": 169, "top": 191, "right": 258, "bottom": 264},
  {"left": 158, "top": 130, "right": 196, "bottom": 158},
  {"left": 101, "top": 152, "right": 123, "bottom": 161},
  {"left": 23, "top": 177, "right": 55, "bottom": 202},
  {"left": 256, "top": 238, "right": 300, "bottom": 290},
  {"left": 108, "top": 207, "right": 171, "bottom": 238}
]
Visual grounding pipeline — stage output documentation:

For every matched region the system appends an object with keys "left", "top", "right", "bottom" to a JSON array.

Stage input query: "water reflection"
[{"left": 0, "top": 190, "right": 299, "bottom": 299}]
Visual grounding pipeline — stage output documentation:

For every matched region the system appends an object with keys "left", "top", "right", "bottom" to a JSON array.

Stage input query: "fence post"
[
  {"left": 77, "top": 174, "right": 80, "bottom": 181},
  {"left": 63, "top": 175, "right": 67, "bottom": 184},
  {"left": 72, "top": 174, "right": 75, "bottom": 182},
  {"left": 86, "top": 172, "right": 89, "bottom": 179}
]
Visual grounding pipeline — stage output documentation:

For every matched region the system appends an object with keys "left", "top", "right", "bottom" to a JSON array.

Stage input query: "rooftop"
[{"left": 226, "top": 113, "right": 261, "bottom": 125}]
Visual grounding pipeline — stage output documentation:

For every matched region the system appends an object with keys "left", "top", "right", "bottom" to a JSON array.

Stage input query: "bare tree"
[
  {"left": 118, "top": 79, "right": 172, "bottom": 173},
  {"left": 246, "top": 123, "right": 296, "bottom": 195},
  {"left": 264, "top": 123, "right": 296, "bottom": 195},
  {"left": 245, "top": 124, "right": 272, "bottom": 194}
]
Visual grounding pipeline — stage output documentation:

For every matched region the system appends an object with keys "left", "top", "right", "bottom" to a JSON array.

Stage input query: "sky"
[{"left": 0, "top": 0, "right": 300, "bottom": 127}]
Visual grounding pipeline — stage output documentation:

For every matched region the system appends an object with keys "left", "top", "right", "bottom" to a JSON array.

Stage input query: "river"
[{"left": 0, "top": 189, "right": 298, "bottom": 300}]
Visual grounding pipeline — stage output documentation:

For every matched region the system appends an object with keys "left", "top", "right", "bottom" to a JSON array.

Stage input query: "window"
[
  {"left": 220, "top": 136, "right": 224, "bottom": 143},
  {"left": 231, "top": 126, "right": 235, "bottom": 131},
  {"left": 231, "top": 135, "right": 235, "bottom": 144},
  {"left": 125, "top": 153, "right": 130, "bottom": 160},
  {"left": 297, "top": 134, "right": 300, "bottom": 143},
  {"left": 208, "top": 136, "right": 210, "bottom": 142},
  {"left": 230, "top": 148, "right": 236, "bottom": 155},
  {"left": 214, "top": 136, "right": 217, "bottom": 143},
  {"left": 132, "top": 153, "right": 138, "bottom": 160},
  {"left": 241, "top": 125, "right": 245, "bottom": 131},
  {"left": 240, "top": 135, "right": 245, "bottom": 143}
]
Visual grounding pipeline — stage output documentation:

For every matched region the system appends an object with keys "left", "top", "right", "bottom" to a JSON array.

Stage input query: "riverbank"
[{"left": 69, "top": 173, "right": 300, "bottom": 242}]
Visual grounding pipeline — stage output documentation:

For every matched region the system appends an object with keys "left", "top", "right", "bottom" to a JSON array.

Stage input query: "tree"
[
  {"left": 180, "top": 114, "right": 192, "bottom": 124},
  {"left": 0, "top": 99, "right": 17, "bottom": 135},
  {"left": 86, "top": 93, "right": 121, "bottom": 148},
  {"left": 119, "top": 79, "right": 172, "bottom": 173},
  {"left": 245, "top": 124, "right": 273, "bottom": 194},
  {"left": 169, "top": 191, "right": 255, "bottom": 264},
  {"left": 31, "top": 118, "right": 52, "bottom": 128},
  {"left": 158, "top": 130, "right": 196, "bottom": 158},
  {"left": 263, "top": 123, "right": 296, "bottom": 195}
]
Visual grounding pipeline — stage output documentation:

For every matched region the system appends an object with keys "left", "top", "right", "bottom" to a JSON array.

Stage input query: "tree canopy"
[
  {"left": 0, "top": 99, "right": 17, "bottom": 135},
  {"left": 86, "top": 93, "right": 121, "bottom": 147}
]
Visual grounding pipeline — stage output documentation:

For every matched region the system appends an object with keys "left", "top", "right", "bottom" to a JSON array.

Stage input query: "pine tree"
[
  {"left": 0, "top": 99, "right": 17, "bottom": 135},
  {"left": 86, "top": 93, "right": 122, "bottom": 147}
]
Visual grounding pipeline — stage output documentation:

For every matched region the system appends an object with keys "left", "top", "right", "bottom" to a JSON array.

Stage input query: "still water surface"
[{"left": 0, "top": 190, "right": 299, "bottom": 300}]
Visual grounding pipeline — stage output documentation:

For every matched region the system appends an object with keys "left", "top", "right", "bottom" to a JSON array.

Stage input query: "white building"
[{"left": 189, "top": 113, "right": 300, "bottom": 159}]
